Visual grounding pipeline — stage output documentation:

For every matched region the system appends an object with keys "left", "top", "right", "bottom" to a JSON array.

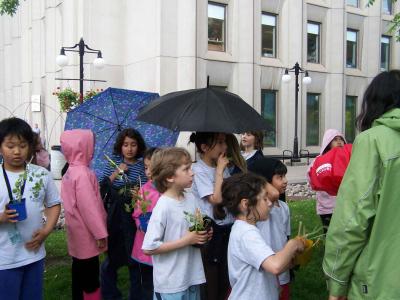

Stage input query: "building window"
[
  {"left": 346, "top": 29, "right": 358, "bottom": 68},
  {"left": 306, "top": 93, "right": 320, "bottom": 146},
  {"left": 382, "top": 0, "right": 392, "bottom": 14},
  {"left": 261, "top": 90, "right": 277, "bottom": 147},
  {"left": 345, "top": 96, "right": 357, "bottom": 143},
  {"left": 208, "top": 2, "right": 226, "bottom": 52},
  {"left": 346, "top": 0, "right": 358, "bottom": 7},
  {"left": 381, "top": 36, "right": 390, "bottom": 71},
  {"left": 307, "top": 22, "right": 321, "bottom": 63},
  {"left": 261, "top": 13, "right": 277, "bottom": 58}
]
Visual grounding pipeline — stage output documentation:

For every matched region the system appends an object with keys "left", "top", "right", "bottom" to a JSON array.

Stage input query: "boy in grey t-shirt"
[{"left": 142, "top": 148, "right": 211, "bottom": 299}]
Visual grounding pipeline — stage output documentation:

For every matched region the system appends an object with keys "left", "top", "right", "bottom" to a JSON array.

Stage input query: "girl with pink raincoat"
[
  {"left": 61, "top": 129, "right": 108, "bottom": 300},
  {"left": 307, "top": 129, "right": 346, "bottom": 233},
  {"left": 131, "top": 147, "right": 160, "bottom": 300}
]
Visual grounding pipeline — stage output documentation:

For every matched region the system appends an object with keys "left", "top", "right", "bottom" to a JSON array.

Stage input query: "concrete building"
[{"left": 0, "top": 0, "right": 399, "bottom": 155}]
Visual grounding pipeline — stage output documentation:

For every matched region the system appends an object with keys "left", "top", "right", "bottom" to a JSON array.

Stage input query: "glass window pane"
[
  {"left": 346, "top": 0, "right": 358, "bottom": 7},
  {"left": 345, "top": 96, "right": 357, "bottom": 143},
  {"left": 381, "top": 36, "right": 390, "bottom": 71},
  {"left": 208, "top": 3, "right": 225, "bottom": 20},
  {"left": 307, "top": 22, "right": 320, "bottom": 63},
  {"left": 307, "top": 23, "right": 319, "bottom": 35},
  {"left": 382, "top": 0, "right": 392, "bottom": 14},
  {"left": 346, "top": 30, "right": 357, "bottom": 68},
  {"left": 306, "top": 94, "right": 320, "bottom": 146},
  {"left": 346, "top": 30, "right": 357, "bottom": 42},
  {"left": 262, "top": 14, "right": 276, "bottom": 26},
  {"left": 261, "top": 90, "right": 277, "bottom": 147},
  {"left": 261, "top": 13, "right": 276, "bottom": 58},
  {"left": 208, "top": 3, "right": 225, "bottom": 52}
]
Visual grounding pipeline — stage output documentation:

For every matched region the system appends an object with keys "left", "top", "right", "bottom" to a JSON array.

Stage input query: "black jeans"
[
  {"left": 320, "top": 214, "right": 332, "bottom": 233},
  {"left": 72, "top": 256, "right": 100, "bottom": 300},
  {"left": 200, "top": 223, "right": 232, "bottom": 300}
]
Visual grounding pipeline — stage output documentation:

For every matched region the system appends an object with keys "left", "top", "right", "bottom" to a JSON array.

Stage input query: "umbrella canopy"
[
  {"left": 65, "top": 88, "right": 178, "bottom": 177},
  {"left": 136, "top": 87, "right": 270, "bottom": 133}
]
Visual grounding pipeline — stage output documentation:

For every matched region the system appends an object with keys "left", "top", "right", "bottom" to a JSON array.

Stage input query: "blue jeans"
[
  {"left": 100, "top": 257, "right": 142, "bottom": 300},
  {"left": 0, "top": 259, "right": 44, "bottom": 300},
  {"left": 154, "top": 285, "right": 201, "bottom": 300}
]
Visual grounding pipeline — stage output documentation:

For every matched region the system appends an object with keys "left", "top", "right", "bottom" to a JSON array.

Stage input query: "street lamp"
[
  {"left": 282, "top": 62, "right": 311, "bottom": 162},
  {"left": 56, "top": 37, "right": 106, "bottom": 103}
]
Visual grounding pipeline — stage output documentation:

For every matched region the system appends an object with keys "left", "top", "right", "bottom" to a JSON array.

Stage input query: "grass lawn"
[{"left": 44, "top": 199, "right": 328, "bottom": 299}]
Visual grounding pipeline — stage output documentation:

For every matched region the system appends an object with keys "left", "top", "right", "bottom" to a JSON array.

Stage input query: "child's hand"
[
  {"left": 118, "top": 163, "right": 128, "bottom": 173},
  {"left": 184, "top": 230, "right": 208, "bottom": 246},
  {"left": 0, "top": 207, "right": 18, "bottom": 224},
  {"left": 289, "top": 238, "right": 305, "bottom": 253},
  {"left": 25, "top": 228, "right": 51, "bottom": 251},
  {"left": 216, "top": 153, "right": 229, "bottom": 172},
  {"left": 96, "top": 238, "right": 107, "bottom": 250}
]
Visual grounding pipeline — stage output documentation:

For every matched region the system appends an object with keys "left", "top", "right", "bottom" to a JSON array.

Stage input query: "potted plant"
[
  {"left": 184, "top": 208, "right": 213, "bottom": 248},
  {"left": 293, "top": 221, "right": 324, "bottom": 267},
  {"left": 53, "top": 87, "right": 80, "bottom": 112},
  {"left": 7, "top": 164, "right": 46, "bottom": 222},
  {"left": 130, "top": 186, "right": 152, "bottom": 232}
]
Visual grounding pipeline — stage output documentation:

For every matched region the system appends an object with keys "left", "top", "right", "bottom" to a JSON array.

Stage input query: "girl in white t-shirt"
[
  {"left": 142, "top": 147, "right": 211, "bottom": 300},
  {"left": 190, "top": 132, "right": 232, "bottom": 300},
  {"left": 221, "top": 173, "right": 304, "bottom": 300}
]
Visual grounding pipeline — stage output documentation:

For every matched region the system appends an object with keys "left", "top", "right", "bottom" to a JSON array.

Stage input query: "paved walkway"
[{"left": 286, "top": 163, "right": 310, "bottom": 184}]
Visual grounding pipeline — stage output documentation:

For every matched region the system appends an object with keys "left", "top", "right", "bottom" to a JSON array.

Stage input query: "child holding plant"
[
  {"left": 99, "top": 128, "right": 147, "bottom": 300},
  {"left": 189, "top": 132, "right": 233, "bottom": 300},
  {"left": 0, "top": 117, "right": 61, "bottom": 300},
  {"left": 142, "top": 147, "right": 211, "bottom": 299},
  {"left": 251, "top": 158, "right": 292, "bottom": 300},
  {"left": 131, "top": 147, "right": 160, "bottom": 300},
  {"left": 61, "top": 129, "right": 108, "bottom": 300},
  {"left": 221, "top": 173, "right": 304, "bottom": 300}
]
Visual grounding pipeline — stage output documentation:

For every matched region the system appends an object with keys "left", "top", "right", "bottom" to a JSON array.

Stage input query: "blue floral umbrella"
[{"left": 64, "top": 88, "right": 178, "bottom": 178}]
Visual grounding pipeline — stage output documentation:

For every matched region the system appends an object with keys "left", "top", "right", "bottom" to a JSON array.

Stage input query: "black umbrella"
[{"left": 136, "top": 87, "right": 270, "bottom": 133}]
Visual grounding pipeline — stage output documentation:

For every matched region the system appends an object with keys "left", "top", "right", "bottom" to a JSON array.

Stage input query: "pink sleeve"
[{"left": 75, "top": 170, "right": 108, "bottom": 240}]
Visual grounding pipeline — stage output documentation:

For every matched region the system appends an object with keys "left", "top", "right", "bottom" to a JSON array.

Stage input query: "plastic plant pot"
[
  {"left": 139, "top": 212, "right": 152, "bottom": 233},
  {"left": 7, "top": 198, "right": 27, "bottom": 221}
]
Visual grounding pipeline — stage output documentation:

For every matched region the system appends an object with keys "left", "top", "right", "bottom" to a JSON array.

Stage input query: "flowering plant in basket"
[{"left": 53, "top": 87, "right": 103, "bottom": 112}]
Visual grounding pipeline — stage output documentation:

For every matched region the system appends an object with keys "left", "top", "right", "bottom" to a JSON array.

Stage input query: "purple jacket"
[{"left": 61, "top": 129, "right": 108, "bottom": 259}]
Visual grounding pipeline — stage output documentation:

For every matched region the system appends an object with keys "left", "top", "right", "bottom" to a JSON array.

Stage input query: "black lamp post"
[
  {"left": 56, "top": 38, "right": 106, "bottom": 103},
  {"left": 282, "top": 62, "right": 311, "bottom": 162}
]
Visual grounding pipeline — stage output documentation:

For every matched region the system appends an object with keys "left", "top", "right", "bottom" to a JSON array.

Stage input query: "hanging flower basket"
[
  {"left": 53, "top": 87, "right": 80, "bottom": 112},
  {"left": 53, "top": 87, "right": 103, "bottom": 112}
]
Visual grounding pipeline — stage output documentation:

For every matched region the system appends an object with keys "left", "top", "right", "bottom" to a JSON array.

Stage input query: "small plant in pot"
[
  {"left": 131, "top": 186, "right": 152, "bottom": 232},
  {"left": 184, "top": 208, "right": 213, "bottom": 248},
  {"left": 6, "top": 164, "right": 46, "bottom": 222},
  {"left": 7, "top": 171, "right": 28, "bottom": 221}
]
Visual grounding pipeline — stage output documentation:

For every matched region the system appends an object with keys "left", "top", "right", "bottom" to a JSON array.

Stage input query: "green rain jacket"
[{"left": 323, "top": 108, "right": 400, "bottom": 299}]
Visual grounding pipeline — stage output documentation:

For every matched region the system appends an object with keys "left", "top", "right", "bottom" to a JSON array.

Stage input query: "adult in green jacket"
[{"left": 323, "top": 70, "right": 400, "bottom": 300}]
